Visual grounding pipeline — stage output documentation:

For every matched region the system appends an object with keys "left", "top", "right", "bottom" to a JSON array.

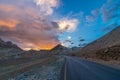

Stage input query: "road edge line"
[{"left": 64, "top": 61, "right": 67, "bottom": 80}]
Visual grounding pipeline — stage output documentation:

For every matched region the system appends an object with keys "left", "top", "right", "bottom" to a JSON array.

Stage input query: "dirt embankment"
[
  {"left": 0, "top": 56, "right": 60, "bottom": 80},
  {"left": 70, "top": 45, "right": 120, "bottom": 69}
]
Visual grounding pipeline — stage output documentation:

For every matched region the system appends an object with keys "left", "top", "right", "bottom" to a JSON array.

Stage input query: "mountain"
[
  {"left": 0, "top": 38, "right": 23, "bottom": 59},
  {"left": 74, "top": 26, "right": 120, "bottom": 60},
  {"left": 80, "top": 26, "right": 120, "bottom": 53},
  {"left": 0, "top": 38, "right": 21, "bottom": 50},
  {"left": 50, "top": 44, "right": 67, "bottom": 54}
]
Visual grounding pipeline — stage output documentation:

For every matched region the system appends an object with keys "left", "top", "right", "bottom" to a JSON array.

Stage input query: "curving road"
[{"left": 63, "top": 56, "right": 120, "bottom": 80}]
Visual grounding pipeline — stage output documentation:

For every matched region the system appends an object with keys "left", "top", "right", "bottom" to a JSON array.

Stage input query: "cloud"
[
  {"left": 0, "top": 19, "right": 59, "bottom": 50},
  {"left": 34, "top": 0, "right": 59, "bottom": 16},
  {"left": 0, "top": 0, "right": 81, "bottom": 50},
  {"left": 86, "top": 16, "right": 95, "bottom": 23},
  {"left": 91, "top": 9, "right": 99, "bottom": 17},
  {"left": 0, "top": 4, "right": 19, "bottom": 13},
  {"left": 100, "top": 0, "right": 120, "bottom": 31},
  {"left": 0, "top": 19, "right": 19, "bottom": 28},
  {"left": 73, "top": 10, "right": 99, "bottom": 27},
  {"left": 85, "top": 9, "right": 99, "bottom": 26},
  {"left": 100, "top": 0, "right": 120, "bottom": 23},
  {"left": 58, "top": 18, "right": 79, "bottom": 32},
  {"left": 0, "top": 0, "right": 60, "bottom": 50}
]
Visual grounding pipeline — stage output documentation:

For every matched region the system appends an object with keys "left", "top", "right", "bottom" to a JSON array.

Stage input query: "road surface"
[{"left": 63, "top": 56, "right": 120, "bottom": 80}]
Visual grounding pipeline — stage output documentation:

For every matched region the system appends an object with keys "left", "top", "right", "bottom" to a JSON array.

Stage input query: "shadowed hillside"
[
  {"left": 73, "top": 26, "right": 120, "bottom": 60},
  {"left": 81, "top": 26, "right": 120, "bottom": 53},
  {"left": 0, "top": 38, "right": 21, "bottom": 50},
  {"left": 50, "top": 44, "right": 67, "bottom": 54},
  {"left": 0, "top": 38, "right": 23, "bottom": 59}
]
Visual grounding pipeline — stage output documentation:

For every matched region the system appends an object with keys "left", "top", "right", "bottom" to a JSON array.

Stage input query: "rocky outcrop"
[
  {"left": 95, "top": 45, "right": 120, "bottom": 60},
  {"left": 0, "top": 38, "right": 21, "bottom": 50}
]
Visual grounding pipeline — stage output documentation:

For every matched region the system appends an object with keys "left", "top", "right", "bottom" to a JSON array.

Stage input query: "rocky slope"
[
  {"left": 0, "top": 38, "right": 23, "bottom": 59},
  {"left": 73, "top": 26, "right": 120, "bottom": 61},
  {"left": 0, "top": 38, "right": 21, "bottom": 50},
  {"left": 80, "top": 26, "right": 120, "bottom": 54},
  {"left": 50, "top": 44, "right": 67, "bottom": 55}
]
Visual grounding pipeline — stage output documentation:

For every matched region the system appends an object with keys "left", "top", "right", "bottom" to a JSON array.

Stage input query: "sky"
[{"left": 0, "top": 0, "right": 120, "bottom": 50}]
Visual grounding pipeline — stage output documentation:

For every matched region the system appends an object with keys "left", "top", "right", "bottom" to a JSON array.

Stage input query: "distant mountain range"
[
  {"left": 0, "top": 38, "right": 21, "bottom": 50},
  {"left": 0, "top": 38, "right": 23, "bottom": 59}
]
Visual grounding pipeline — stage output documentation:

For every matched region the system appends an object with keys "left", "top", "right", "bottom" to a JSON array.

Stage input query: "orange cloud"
[
  {"left": 0, "top": 19, "right": 19, "bottom": 28},
  {"left": 0, "top": 4, "right": 21, "bottom": 14},
  {"left": 0, "top": 1, "right": 60, "bottom": 50}
]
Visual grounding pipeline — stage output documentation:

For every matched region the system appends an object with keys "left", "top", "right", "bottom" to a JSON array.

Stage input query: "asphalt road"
[{"left": 63, "top": 56, "right": 120, "bottom": 80}]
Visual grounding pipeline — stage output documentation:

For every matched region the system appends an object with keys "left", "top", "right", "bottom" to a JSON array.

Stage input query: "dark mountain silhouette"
[
  {"left": 50, "top": 44, "right": 67, "bottom": 54},
  {"left": 0, "top": 38, "right": 23, "bottom": 59},
  {"left": 51, "top": 44, "right": 66, "bottom": 50},
  {"left": 0, "top": 38, "right": 21, "bottom": 50}
]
